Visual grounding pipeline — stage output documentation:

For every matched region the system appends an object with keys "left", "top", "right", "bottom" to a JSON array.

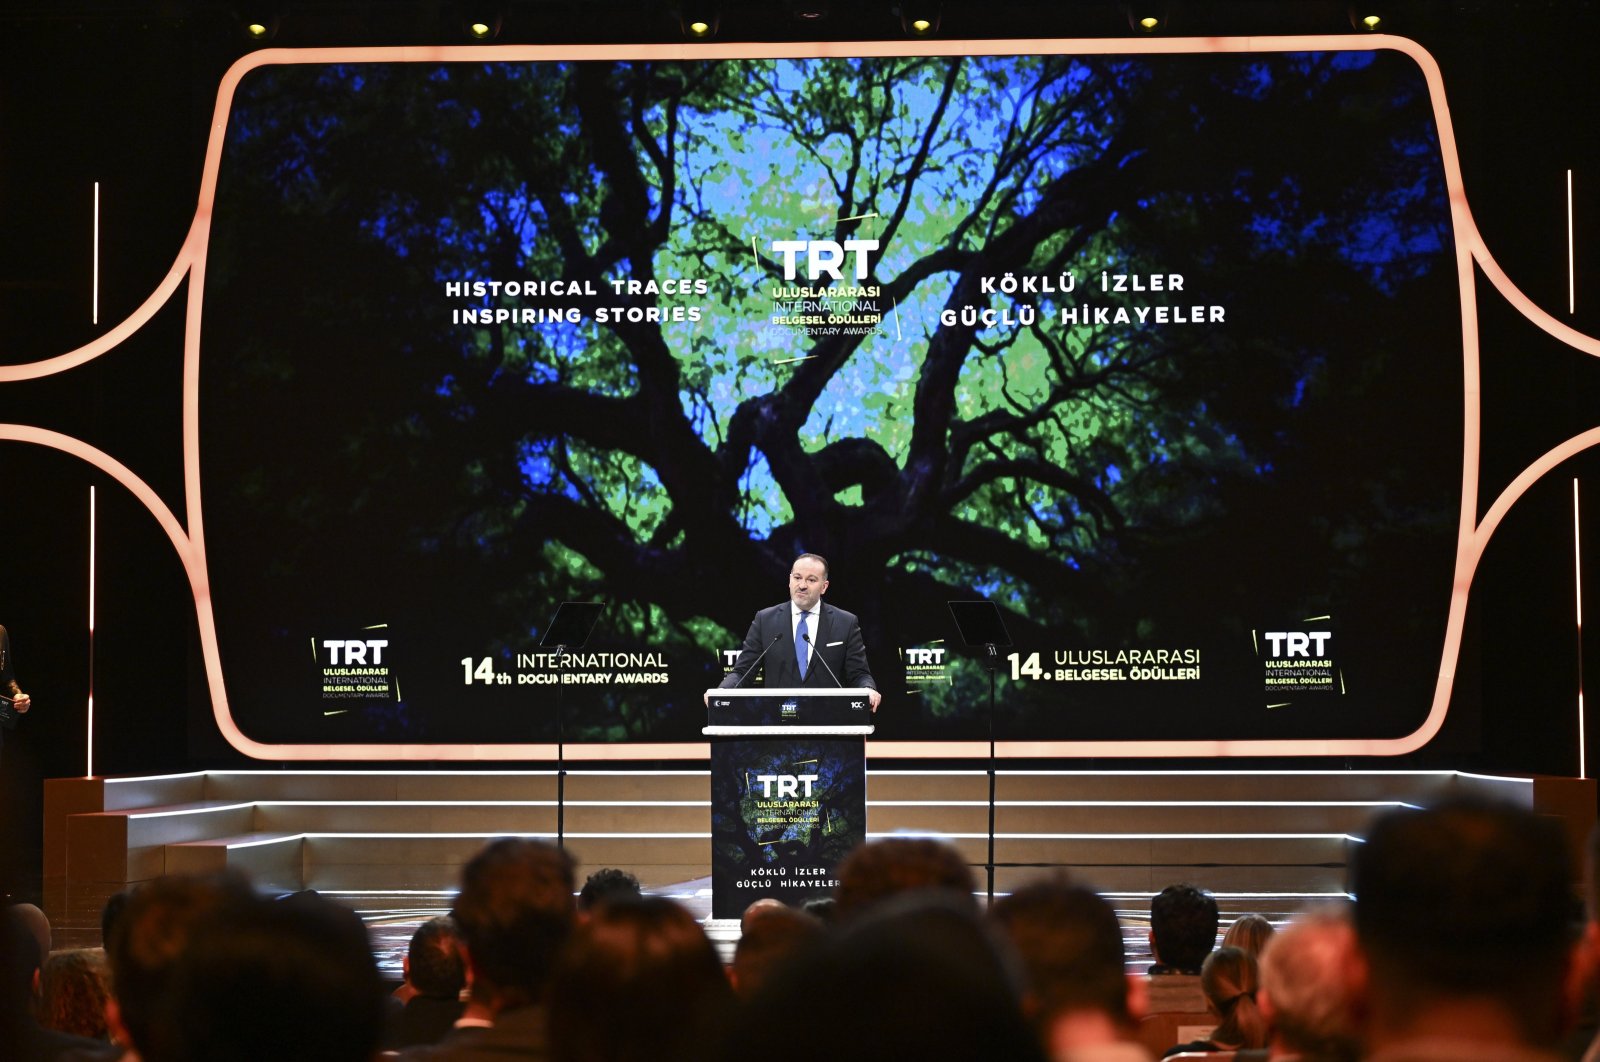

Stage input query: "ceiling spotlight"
[
  {"left": 239, "top": 10, "right": 279, "bottom": 41},
  {"left": 787, "top": 0, "right": 830, "bottom": 20},
  {"left": 678, "top": 7, "right": 721, "bottom": 38},
  {"left": 895, "top": 4, "right": 941, "bottom": 36},
  {"left": 1347, "top": 4, "right": 1391, "bottom": 31},
  {"left": 1123, "top": 3, "right": 1173, "bottom": 33},
  {"left": 462, "top": 8, "right": 503, "bottom": 41}
]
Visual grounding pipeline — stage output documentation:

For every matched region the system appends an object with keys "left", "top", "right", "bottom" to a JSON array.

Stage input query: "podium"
[{"left": 702, "top": 687, "right": 874, "bottom": 919}]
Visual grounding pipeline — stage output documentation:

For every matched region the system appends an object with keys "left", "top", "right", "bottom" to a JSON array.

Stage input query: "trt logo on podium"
[{"left": 755, "top": 773, "right": 820, "bottom": 798}]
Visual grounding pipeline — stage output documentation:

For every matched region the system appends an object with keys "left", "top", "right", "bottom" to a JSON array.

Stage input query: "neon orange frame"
[{"left": 4, "top": 35, "right": 1598, "bottom": 760}]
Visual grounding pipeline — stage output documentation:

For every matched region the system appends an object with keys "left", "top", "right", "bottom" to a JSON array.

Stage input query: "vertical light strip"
[
  {"left": 1568, "top": 169, "right": 1576, "bottom": 316},
  {"left": 92, "top": 183, "right": 100, "bottom": 326},
  {"left": 1577, "top": 478, "right": 1586, "bottom": 779},
  {"left": 86, "top": 486, "right": 96, "bottom": 778}
]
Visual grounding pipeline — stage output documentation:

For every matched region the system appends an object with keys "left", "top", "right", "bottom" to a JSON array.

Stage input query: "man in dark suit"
[
  {"left": 718, "top": 553, "right": 881, "bottom": 711},
  {"left": 398, "top": 838, "right": 576, "bottom": 1061}
]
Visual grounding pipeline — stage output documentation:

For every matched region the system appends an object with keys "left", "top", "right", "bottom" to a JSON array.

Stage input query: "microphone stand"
[
  {"left": 554, "top": 642, "right": 568, "bottom": 851},
  {"left": 802, "top": 632, "right": 845, "bottom": 687},
  {"left": 537, "top": 600, "right": 605, "bottom": 857},
  {"left": 983, "top": 641, "right": 998, "bottom": 908},
  {"left": 731, "top": 634, "right": 782, "bottom": 689}
]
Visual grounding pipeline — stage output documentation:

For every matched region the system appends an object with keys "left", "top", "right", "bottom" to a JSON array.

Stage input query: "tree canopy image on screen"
[{"left": 198, "top": 46, "right": 1460, "bottom": 747}]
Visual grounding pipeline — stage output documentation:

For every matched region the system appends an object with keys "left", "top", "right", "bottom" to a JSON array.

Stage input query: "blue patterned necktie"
[{"left": 796, "top": 610, "right": 810, "bottom": 679}]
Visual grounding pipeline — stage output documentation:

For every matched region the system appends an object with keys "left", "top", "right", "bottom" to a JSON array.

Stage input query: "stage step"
[{"left": 40, "top": 768, "right": 1589, "bottom": 935}]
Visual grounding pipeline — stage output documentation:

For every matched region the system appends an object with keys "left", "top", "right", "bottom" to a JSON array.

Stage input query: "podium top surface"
[
  {"left": 706, "top": 687, "right": 870, "bottom": 697},
  {"left": 704, "top": 687, "right": 875, "bottom": 730}
]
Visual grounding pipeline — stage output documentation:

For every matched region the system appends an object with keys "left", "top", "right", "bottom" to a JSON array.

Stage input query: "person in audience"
[
  {"left": 834, "top": 837, "right": 977, "bottom": 921},
  {"left": 1234, "top": 904, "right": 1358, "bottom": 1062},
  {"left": 384, "top": 916, "right": 467, "bottom": 1050},
  {"left": 722, "top": 892, "right": 1045, "bottom": 1062},
  {"left": 12, "top": 902, "right": 51, "bottom": 968},
  {"left": 575, "top": 867, "right": 641, "bottom": 916},
  {"left": 1222, "top": 913, "right": 1274, "bottom": 959},
  {"left": 1144, "top": 884, "right": 1217, "bottom": 1016},
  {"left": 39, "top": 949, "right": 111, "bottom": 1042},
  {"left": 400, "top": 837, "right": 576, "bottom": 1060},
  {"left": 1163, "top": 946, "right": 1267, "bottom": 1056},
  {"left": 1351, "top": 798, "right": 1574, "bottom": 1061},
  {"left": 1578, "top": 825, "right": 1600, "bottom": 1062},
  {"left": 99, "top": 892, "right": 129, "bottom": 955},
  {"left": 548, "top": 895, "right": 734, "bottom": 1062},
  {"left": 103, "top": 872, "right": 253, "bottom": 1061},
  {"left": 992, "top": 877, "right": 1153, "bottom": 1061},
  {"left": 1148, "top": 885, "right": 1218, "bottom": 976},
  {"left": 1, "top": 905, "right": 117, "bottom": 1061},
  {"left": 729, "top": 903, "right": 825, "bottom": 1000},
  {"left": 159, "top": 890, "right": 385, "bottom": 1062},
  {"left": 801, "top": 896, "right": 837, "bottom": 925},
  {"left": 737, "top": 896, "right": 787, "bottom": 931}
]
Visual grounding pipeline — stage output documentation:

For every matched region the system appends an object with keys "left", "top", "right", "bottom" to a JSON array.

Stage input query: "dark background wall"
[{"left": 0, "top": 2, "right": 1597, "bottom": 896}]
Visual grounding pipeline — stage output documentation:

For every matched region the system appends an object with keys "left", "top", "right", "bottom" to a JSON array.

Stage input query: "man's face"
[{"left": 789, "top": 558, "right": 829, "bottom": 611}]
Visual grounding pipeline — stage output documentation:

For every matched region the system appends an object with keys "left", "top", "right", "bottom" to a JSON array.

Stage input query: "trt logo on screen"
[
  {"left": 1261, "top": 631, "right": 1331, "bottom": 658},
  {"left": 322, "top": 639, "right": 389, "bottom": 665},
  {"left": 770, "top": 239, "right": 879, "bottom": 281}
]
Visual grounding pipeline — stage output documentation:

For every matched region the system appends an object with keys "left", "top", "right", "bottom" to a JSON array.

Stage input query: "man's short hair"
[
  {"left": 732, "top": 905, "right": 826, "bottom": 999},
  {"left": 794, "top": 553, "right": 829, "bottom": 578},
  {"left": 578, "top": 867, "right": 642, "bottom": 912},
  {"left": 1352, "top": 799, "right": 1573, "bottom": 1047},
  {"left": 165, "top": 891, "right": 385, "bottom": 1062},
  {"left": 724, "top": 894, "right": 1044, "bottom": 1062},
  {"left": 406, "top": 916, "right": 465, "bottom": 999},
  {"left": 992, "top": 878, "right": 1132, "bottom": 1023},
  {"left": 548, "top": 896, "right": 733, "bottom": 1062},
  {"left": 450, "top": 838, "right": 575, "bottom": 1008},
  {"left": 1, "top": 905, "right": 42, "bottom": 1026},
  {"left": 1150, "top": 884, "right": 1218, "bottom": 973},
  {"left": 1257, "top": 904, "right": 1358, "bottom": 1061},
  {"left": 106, "top": 874, "right": 254, "bottom": 1056},
  {"left": 835, "top": 838, "right": 976, "bottom": 921}
]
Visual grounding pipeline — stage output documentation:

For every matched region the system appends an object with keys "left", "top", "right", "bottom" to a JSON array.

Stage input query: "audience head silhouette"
[
  {"left": 834, "top": 837, "right": 976, "bottom": 921},
  {"left": 1352, "top": 798, "right": 1574, "bottom": 1052},
  {"left": 549, "top": 894, "right": 734, "bottom": 1062},
  {"left": 451, "top": 838, "right": 577, "bottom": 1015},
  {"left": 1149, "top": 883, "right": 1218, "bottom": 974},
  {"left": 162, "top": 890, "right": 386, "bottom": 1062}
]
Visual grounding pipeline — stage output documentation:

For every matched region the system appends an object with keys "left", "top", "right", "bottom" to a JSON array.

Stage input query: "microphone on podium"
[{"left": 802, "top": 632, "right": 844, "bottom": 687}]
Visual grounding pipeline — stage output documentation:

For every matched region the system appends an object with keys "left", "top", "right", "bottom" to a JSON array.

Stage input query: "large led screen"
[{"left": 195, "top": 41, "right": 1466, "bottom": 754}]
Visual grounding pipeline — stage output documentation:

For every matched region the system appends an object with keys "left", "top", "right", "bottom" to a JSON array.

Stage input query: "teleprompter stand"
[
  {"left": 539, "top": 601, "right": 605, "bottom": 851},
  {"left": 947, "top": 599, "right": 1013, "bottom": 907}
]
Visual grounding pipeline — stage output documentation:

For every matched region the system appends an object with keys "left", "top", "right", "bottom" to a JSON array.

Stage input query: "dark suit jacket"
[
  {"left": 719, "top": 601, "right": 876, "bottom": 690},
  {"left": 394, "top": 1005, "right": 549, "bottom": 1061}
]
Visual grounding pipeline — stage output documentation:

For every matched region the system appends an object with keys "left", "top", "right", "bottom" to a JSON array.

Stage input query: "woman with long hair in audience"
[
  {"left": 1164, "top": 945, "right": 1269, "bottom": 1056},
  {"left": 38, "top": 949, "right": 112, "bottom": 1041},
  {"left": 548, "top": 895, "right": 735, "bottom": 1062},
  {"left": 1221, "top": 913, "right": 1275, "bottom": 959}
]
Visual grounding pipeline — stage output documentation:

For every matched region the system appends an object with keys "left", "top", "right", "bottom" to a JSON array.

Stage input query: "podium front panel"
[{"left": 709, "top": 735, "right": 866, "bottom": 920}]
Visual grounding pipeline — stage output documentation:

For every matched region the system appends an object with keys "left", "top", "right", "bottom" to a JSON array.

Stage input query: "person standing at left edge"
[
  {"left": 719, "top": 553, "right": 882, "bottom": 712},
  {"left": 0, "top": 624, "right": 31, "bottom": 746}
]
